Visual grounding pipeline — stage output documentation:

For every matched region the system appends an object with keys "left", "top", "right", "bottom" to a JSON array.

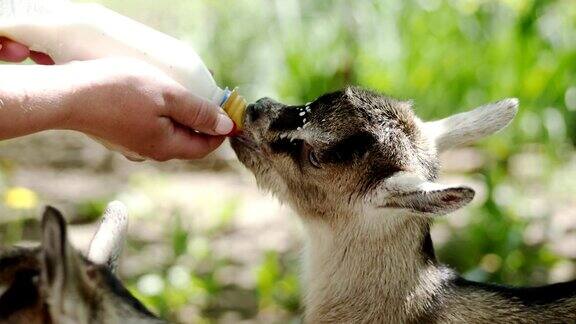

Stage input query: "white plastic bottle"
[{"left": 0, "top": 0, "right": 247, "bottom": 129}]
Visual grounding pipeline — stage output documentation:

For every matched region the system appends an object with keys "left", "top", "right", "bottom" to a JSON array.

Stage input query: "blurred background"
[{"left": 1, "top": 0, "right": 576, "bottom": 322}]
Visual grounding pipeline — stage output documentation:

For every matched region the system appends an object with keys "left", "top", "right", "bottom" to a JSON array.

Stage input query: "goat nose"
[
  {"left": 248, "top": 97, "right": 278, "bottom": 123},
  {"left": 246, "top": 103, "right": 262, "bottom": 123}
]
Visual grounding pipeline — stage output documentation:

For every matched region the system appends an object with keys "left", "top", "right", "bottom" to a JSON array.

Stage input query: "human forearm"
[
  {"left": 0, "top": 64, "right": 73, "bottom": 140},
  {"left": 1, "top": 36, "right": 232, "bottom": 160}
]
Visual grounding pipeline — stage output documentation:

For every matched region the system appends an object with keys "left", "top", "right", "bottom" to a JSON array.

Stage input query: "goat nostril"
[{"left": 247, "top": 104, "right": 262, "bottom": 122}]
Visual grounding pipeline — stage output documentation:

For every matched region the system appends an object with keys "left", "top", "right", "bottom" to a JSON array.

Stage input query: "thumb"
[{"left": 168, "top": 92, "right": 234, "bottom": 136}]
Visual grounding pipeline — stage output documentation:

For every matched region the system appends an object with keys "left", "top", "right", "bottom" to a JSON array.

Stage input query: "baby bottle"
[{"left": 0, "top": 0, "right": 247, "bottom": 130}]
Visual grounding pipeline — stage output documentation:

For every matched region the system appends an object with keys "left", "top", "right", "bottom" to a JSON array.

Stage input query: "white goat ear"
[
  {"left": 380, "top": 174, "right": 474, "bottom": 215},
  {"left": 87, "top": 201, "right": 128, "bottom": 272},
  {"left": 423, "top": 98, "right": 518, "bottom": 152}
]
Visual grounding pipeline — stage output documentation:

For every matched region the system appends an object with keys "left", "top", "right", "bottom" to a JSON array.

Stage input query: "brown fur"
[
  {"left": 231, "top": 87, "right": 575, "bottom": 323},
  {"left": 0, "top": 207, "right": 162, "bottom": 324}
]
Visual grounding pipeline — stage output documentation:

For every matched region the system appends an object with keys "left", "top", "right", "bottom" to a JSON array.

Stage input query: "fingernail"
[{"left": 215, "top": 114, "right": 234, "bottom": 135}]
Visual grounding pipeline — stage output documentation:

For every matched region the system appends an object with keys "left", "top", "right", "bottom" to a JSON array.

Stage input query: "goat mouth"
[{"left": 230, "top": 134, "right": 260, "bottom": 152}]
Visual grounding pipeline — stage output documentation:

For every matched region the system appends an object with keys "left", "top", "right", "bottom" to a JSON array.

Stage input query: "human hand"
[
  {"left": 0, "top": 37, "right": 233, "bottom": 161},
  {"left": 0, "top": 37, "right": 55, "bottom": 64},
  {"left": 58, "top": 58, "right": 233, "bottom": 161}
]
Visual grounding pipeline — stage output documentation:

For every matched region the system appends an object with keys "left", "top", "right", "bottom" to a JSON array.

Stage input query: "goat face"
[{"left": 231, "top": 87, "right": 518, "bottom": 225}]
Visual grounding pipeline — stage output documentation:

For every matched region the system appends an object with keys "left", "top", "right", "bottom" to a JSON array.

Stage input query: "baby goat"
[
  {"left": 231, "top": 87, "right": 576, "bottom": 323},
  {"left": 0, "top": 202, "right": 163, "bottom": 324}
]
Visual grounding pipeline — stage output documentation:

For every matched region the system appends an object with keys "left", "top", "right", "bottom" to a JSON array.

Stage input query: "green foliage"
[
  {"left": 172, "top": 214, "right": 189, "bottom": 257},
  {"left": 76, "top": 199, "right": 109, "bottom": 223},
  {"left": 256, "top": 251, "right": 300, "bottom": 312}
]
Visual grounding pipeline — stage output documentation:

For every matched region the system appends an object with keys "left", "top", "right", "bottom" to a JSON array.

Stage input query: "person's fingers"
[
  {"left": 167, "top": 92, "right": 234, "bottom": 136},
  {"left": 0, "top": 37, "right": 30, "bottom": 62},
  {"left": 162, "top": 127, "right": 225, "bottom": 160},
  {"left": 30, "top": 51, "right": 55, "bottom": 65}
]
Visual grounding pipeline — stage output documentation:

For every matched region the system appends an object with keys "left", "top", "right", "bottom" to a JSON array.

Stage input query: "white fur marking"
[{"left": 87, "top": 201, "right": 128, "bottom": 270}]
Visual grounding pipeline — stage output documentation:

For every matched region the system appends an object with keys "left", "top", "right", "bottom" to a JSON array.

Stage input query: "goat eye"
[{"left": 308, "top": 148, "right": 321, "bottom": 168}]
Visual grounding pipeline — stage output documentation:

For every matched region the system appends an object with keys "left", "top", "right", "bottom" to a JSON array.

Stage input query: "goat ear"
[
  {"left": 42, "top": 206, "right": 102, "bottom": 322},
  {"left": 422, "top": 98, "right": 518, "bottom": 152},
  {"left": 41, "top": 206, "right": 68, "bottom": 293},
  {"left": 379, "top": 174, "right": 475, "bottom": 215},
  {"left": 87, "top": 201, "right": 128, "bottom": 272}
]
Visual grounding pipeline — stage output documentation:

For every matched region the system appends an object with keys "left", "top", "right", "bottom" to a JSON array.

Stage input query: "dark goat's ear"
[
  {"left": 41, "top": 206, "right": 68, "bottom": 287},
  {"left": 41, "top": 206, "right": 70, "bottom": 307}
]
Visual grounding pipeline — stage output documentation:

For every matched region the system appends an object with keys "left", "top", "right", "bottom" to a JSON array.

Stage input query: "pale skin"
[{"left": 0, "top": 37, "right": 234, "bottom": 161}]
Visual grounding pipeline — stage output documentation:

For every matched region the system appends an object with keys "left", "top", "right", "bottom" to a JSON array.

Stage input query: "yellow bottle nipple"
[{"left": 222, "top": 88, "right": 247, "bottom": 133}]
